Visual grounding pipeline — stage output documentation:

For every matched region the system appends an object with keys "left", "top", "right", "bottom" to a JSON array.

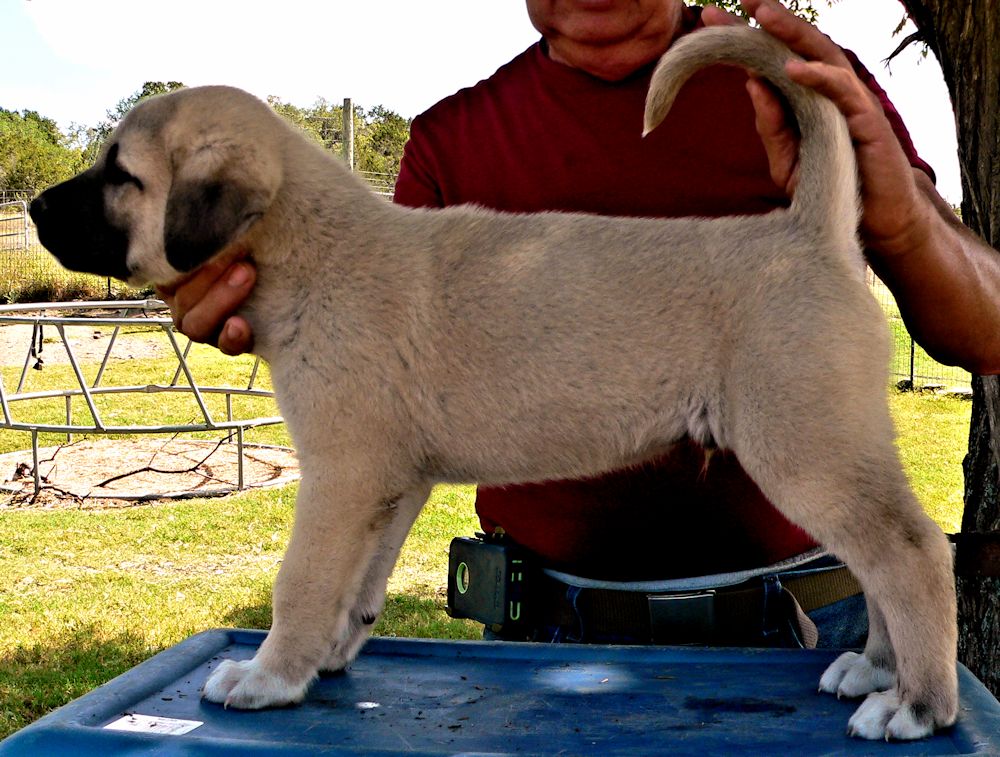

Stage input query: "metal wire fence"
[
  {"left": 356, "top": 171, "right": 397, "bottom": 197},
  {"left": 1, "top": 201, "right": 142, "bottom": 302},
  {"left": 867, "top": 269, "right": 971, "bottom": 392},
  {"left": 1, "top": 186, "right": 972, "bottom": 392}
]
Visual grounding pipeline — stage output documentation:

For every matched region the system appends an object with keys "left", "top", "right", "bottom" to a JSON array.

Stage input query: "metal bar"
[
  {"left": 32, "top": 428, "right": 40, "bottom": 496},
  {"left": 0, "top": 315, "right": 173, "bottom": 328},
  {"left": 171, "top": 338, "right": 194, "bottom": 387},
  {"left": 15, "top": 322, "right": 40, "bottom": 394},
  {"left": 0, "top": 371, "right": 11, "bottom": 426},
  {"left": 248, "top": 357, "right": 261, "bottom": 390},
  {"left": 57, "top": 324, "right": 105, "bottom": 430},
  {"left": 237, "top": 425, "right": 245, "bottom": 489},
  {"left": 5, "top": 384, "right": 276, "bottom": 402},
  {"left": 65, "top": 395, "right": 73, "bottom": 443},
  {"left": 164, "top": 327, "right": 215, "bottom": 426},
  {"left": 93, "top": 324, "right": 122, "bottom": 387},
  {"left": 2, "top": 418, "right": 284, "bottom": 435},
  {"left": 0, "top": 299, "right": 167, "bottom": 315},
  {"left": 225, "top": 394, "right": 235, "bottom": 444}
]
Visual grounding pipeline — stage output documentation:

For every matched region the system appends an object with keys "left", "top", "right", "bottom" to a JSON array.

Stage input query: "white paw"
[
  {"left": 847, "top": 690, "right": 935, "bottom": 741},
  {"left": 202, "top": 658, "right": 311, "bottom": 709},
  {"left": 320, "top": 609, "right": 376, "bottom": 673},
  {"left": 819, "top": 651, "right": 895, "bottom": 698},
  {"left": 321, "top": 633, "right": 367, "bottom": 674}
]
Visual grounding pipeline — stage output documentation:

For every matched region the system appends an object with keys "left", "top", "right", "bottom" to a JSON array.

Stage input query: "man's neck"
[{"left": 544, "top": 2, "right": 683, "bottom": 81}]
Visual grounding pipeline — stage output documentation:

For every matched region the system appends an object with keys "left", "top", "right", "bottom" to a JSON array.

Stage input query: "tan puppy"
[{"left": 30, "top": 25, "right": 957, "bottom": 741}]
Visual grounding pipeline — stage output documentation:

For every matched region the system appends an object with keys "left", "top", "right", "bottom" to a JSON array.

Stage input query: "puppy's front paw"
[
  {"left": 847, "top": 690, "right": 937, "bottom": 741},
  {"left": 819, "top": 651, "right": 894, "bottom": 699},
  {"left": 320, "top": 614, "right": 374, "bottom": 673},
  {"left": 321, "top": 638, "right": 362, "bottom": 675},
  {"left": 202, "top": 658, "right": 312, "bottom": 709}
]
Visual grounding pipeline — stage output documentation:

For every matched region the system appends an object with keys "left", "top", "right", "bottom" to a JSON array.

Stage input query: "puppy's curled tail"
[{"left": 644, "top": 25, "right": 861, "bottom": 256}]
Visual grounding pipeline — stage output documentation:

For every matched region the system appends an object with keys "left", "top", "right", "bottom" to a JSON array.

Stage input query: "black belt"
[{"left": 536, "top": 565, "right": 863, "bottom": 646}]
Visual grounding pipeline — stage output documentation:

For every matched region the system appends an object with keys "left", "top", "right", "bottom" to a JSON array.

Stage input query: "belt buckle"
[{"left": 647, "top": 590, "right": 716, "bottom": 644}]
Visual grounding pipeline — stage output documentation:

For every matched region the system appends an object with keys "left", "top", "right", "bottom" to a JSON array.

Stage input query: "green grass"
[
  {"left": 0, "top": 485, "right": 480, "bottom": 737},
  {"left": 0, "top": 339, "right": 974, "bottom": 738},
  {"left": 0, "top": 243, "right": 147, "bottom": 303},
  {"left": 890, "top": 391, "right": 971, "bottom": 533}
]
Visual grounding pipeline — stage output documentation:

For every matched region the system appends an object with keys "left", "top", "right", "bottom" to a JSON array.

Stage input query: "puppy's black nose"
[{"left": 29, "top": 195, "right": 47, "bottom": 224}]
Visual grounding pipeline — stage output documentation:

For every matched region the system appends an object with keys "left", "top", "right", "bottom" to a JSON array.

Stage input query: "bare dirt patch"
[
  {"left": 1, "top": 307, "right": 295, "bottom": 509},
  {"left": 0, "top": 322, "right": 168, "bottom": 368},
  {"left": 0, "top": 438, "right": 299, "bottom": 509}
]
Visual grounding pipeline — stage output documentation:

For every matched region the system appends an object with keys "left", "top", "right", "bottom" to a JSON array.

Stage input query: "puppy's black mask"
[{"left": 29, "top": 147, "right": 133, "bottom": 281}]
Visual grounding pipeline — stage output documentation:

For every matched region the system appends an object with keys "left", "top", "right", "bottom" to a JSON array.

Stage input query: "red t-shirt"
[{"left": 394, "top": 8, "right": 933, "bottom": 580}]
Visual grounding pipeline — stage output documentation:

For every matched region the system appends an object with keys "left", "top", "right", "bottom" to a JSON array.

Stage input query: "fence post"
[{"left": 343, "top": 98, "right": 354, "bottom": 172}]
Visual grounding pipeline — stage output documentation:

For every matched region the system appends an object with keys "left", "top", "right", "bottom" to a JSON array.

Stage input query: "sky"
[{"left": 5, "top": 0, "right": 961, "bottom": 203}]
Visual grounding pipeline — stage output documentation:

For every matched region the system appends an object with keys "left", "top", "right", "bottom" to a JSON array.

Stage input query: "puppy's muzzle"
[{"left": 30, "top": 172, "right": 132, "bottom": 281}]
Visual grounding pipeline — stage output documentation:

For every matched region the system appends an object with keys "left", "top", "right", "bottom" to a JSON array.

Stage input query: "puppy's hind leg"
[
  {"left": 837, "top": 497, "right": 957, "bottom": 741},
  {"left": 819, "top": 593, "right": 895, "bottom": 697},
  {"left": 736, "top": 392, "right": 957, "bottom": 740}
]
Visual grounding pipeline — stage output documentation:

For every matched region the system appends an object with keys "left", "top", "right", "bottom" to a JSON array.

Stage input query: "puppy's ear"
[
  {"left": 164, "top": 178, "right": 269, "bottom": 271},
  {"left": 163, "top": 124, "right": 282, "bottom": 272}
]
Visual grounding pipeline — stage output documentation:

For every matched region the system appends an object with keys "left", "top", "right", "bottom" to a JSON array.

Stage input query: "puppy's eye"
[
  {"left": 105, "top": 161, "right": 143, "bottom": 189},
  {"left": 103, "top": 144, "right": 144, "bottom": 190}
]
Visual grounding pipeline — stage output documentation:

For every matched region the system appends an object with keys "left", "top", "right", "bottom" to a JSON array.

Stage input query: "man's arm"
[
  {"left": 872, "top": 171, "right": 1000, "bottom": 373},
  {"left": 711, "top": 0, "right": 1000, "bottom": 374}
]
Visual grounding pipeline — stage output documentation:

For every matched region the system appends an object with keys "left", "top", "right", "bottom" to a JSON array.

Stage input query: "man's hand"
[
  {"left": 157, "top": 248, "right": 257, "bottom": 356},
  {"left": 704, "top": 0, "right": 1000, "bottom": 373},
  {"left": 704, "top": 0, "right": 926, "bottom": 257}
]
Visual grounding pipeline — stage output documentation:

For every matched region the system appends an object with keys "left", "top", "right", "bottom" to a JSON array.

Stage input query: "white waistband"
[{"left": 542, "top": 547, "right": 831, "bottom": 593}]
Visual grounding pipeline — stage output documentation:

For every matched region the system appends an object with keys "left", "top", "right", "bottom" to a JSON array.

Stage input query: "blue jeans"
[{"left": 809, "top": 591, "right": 868, "bottom": 649}]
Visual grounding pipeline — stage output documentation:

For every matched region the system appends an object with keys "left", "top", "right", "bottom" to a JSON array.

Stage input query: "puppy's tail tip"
[{"left": 644, "top": 24, "right": 862, "bottom": 256}]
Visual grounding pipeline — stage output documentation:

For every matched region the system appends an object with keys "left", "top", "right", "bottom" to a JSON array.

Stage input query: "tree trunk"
[
  {"left": 959, "top": 377, "right": 1000, "bottom": 695},
  {"left": 898, "top": 0, "right": 1000, "bottom": 695}
]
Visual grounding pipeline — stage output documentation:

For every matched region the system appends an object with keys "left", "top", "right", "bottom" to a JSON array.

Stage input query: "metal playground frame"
[{"left": 0, "top": 299, "right": 288, "bottom": 497}]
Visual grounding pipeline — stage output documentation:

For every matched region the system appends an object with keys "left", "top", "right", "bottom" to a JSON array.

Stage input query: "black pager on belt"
[{"left": 446, "top": 534, "right": 534, "bottom": 632}]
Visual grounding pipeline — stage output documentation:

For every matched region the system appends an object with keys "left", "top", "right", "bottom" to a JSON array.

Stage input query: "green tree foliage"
[
  {"left": 0, "top": 108, "right": 84, "bottom": 194},
  {"left": 265, "top": 96, "right": 411, "bottom": 177},
  {"left": 357, "top": 104, "right": 410, "bottom": 177},
  {"left": 267, "top": 95, "right": 343, "bottom": 150},
  {"left": 688, "top": 0, "right": 821, "bottom": 23},
  {"left": 83, "top": 81, "right": 186, "bottom": 163}
]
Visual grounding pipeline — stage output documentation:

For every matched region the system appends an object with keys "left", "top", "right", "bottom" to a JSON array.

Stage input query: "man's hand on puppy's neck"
[{"left": 157, "top": 245, "right": 257, "bottom": 355}]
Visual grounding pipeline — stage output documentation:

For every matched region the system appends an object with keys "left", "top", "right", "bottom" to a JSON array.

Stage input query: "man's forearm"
[{"left": 870, "top": 173, "right": 1000, "bottom": 375}]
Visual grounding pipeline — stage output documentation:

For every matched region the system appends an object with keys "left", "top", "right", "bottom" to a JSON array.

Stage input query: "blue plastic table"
[{"left": 2, "top": 629, "right": 998, "bottom": 755}]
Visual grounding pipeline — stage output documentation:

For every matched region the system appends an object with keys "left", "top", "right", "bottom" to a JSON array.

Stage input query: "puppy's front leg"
[
  {"left": 322, "top": 484, "right": 432, "bottom": 673},
  {"left": 203, "top": 460, "right": 411, "bottom": 709}
]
